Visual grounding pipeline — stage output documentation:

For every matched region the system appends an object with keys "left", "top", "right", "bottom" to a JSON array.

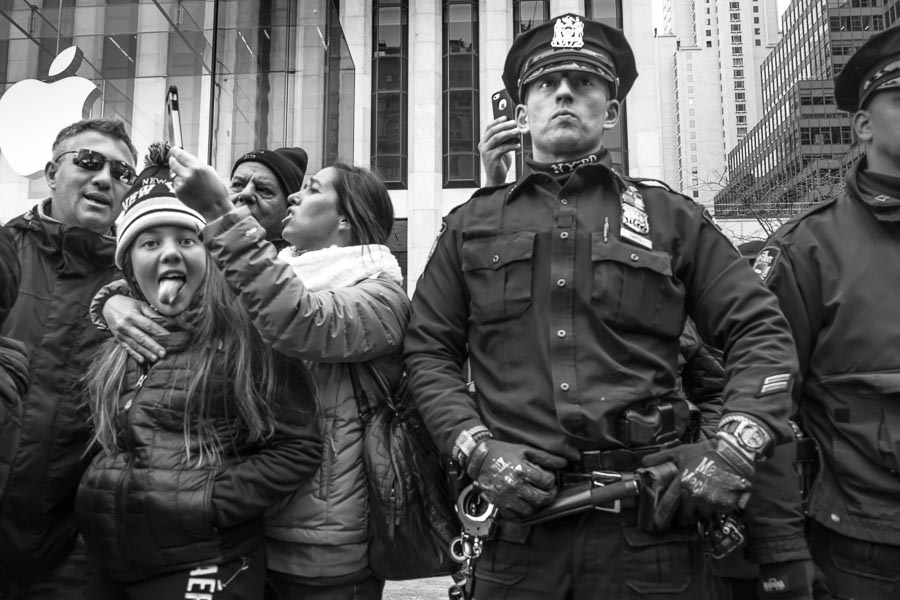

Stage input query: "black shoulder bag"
[{"left": 349, "top": 362, "right": 460, "bottom": 580}]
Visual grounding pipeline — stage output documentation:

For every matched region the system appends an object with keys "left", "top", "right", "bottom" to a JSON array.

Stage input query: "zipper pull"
[{"left": 603, "top": 217, "right": 609, "bottom": 243}]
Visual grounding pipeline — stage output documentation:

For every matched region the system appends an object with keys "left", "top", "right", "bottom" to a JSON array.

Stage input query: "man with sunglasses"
[{"left": 0, "top": 119, "right": 137, "bottom": 599}]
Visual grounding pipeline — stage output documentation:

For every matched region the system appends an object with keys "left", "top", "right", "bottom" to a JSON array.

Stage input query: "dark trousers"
[
  {"left": 85, "top": 546, "right": 266, "bottom": 600},
  {"left": 265, "top": 571, "right": 384, "bottom": 600},
  {"left": 809, "top": 520, "right": 900, "bottom": 600},
  {"left": 471, "top": 509, "right": 706, "bottom": 600},
  {"left": 0, "top": 535, "right": 90, "bottom": 600}
]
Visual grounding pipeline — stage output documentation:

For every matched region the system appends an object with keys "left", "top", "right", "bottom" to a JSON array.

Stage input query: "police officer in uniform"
[
  {"left": 405, "top": 15, "right": 798, "bottom": 599},
  {"left": 754, "top": 25, "right": 900, "bottom": 599}
]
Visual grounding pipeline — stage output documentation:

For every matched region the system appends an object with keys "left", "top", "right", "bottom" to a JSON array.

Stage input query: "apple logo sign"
[{"left": 0, "top": 46, "right": 101, "bottom": 178}]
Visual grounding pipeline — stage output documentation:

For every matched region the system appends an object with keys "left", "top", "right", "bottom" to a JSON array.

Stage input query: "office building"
[
  {"left": 715, "top": 0, "right": 894, "bottom": 223},
  {"left": 654, "top": 0, "right": 781, "bottom": 211}
]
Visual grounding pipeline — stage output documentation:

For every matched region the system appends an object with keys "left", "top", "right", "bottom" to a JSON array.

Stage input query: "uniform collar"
[
  {"left": 509, "top": 149, "right": 618, "bottom": 202},
  {"left": 850, "top": 156, "right": 900, "bottom": 222},
  {"left": 525, "top": 148, "right": 612, "bottom": 178}
]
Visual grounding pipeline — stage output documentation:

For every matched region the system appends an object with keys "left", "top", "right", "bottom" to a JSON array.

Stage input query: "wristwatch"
[
  {"left": 452, "top": 425, "right": 492, "bottom": 468},
  {"left": 719, "top": 414, "right": 773, "bottom": 458}
]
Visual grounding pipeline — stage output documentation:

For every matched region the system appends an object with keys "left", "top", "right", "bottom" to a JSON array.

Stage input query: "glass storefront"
[{"left": 0, "top": 0, "right": 353, "bottom": 216}]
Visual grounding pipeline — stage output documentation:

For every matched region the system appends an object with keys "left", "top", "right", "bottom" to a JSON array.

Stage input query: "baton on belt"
[{"left": 519, "top": 462, "right": 677, "bottom": 525}]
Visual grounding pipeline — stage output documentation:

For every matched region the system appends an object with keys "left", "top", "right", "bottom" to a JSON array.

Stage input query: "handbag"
[{"left": 349, "top": 361, "right": 460, "bottom": 580}]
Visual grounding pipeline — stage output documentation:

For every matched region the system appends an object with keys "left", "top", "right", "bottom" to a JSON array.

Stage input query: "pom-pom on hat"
[
  {"left": 115, "top": 141, "right": 205, "bottom": 269},
  {"left": 231, "top": 147, "right": 308, "bottom": 196}
]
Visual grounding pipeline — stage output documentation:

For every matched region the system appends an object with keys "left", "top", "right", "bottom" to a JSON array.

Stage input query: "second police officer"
[
  {"left": 405, "top": 14, "right": 799, "bottom": 599},
  {"left": 755, "top": 24, "right": 900, "bottom": 599}
]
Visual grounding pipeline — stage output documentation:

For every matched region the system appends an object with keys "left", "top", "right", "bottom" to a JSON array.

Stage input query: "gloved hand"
[
  {"left": 641, "top": 435, "right": 755, "bottom": 530},
  {"left": 757, "top": 559, "right": 815, "bottom": 600},
  {"left": 465, "top": 439, "right": 568, "bottom": 518}
]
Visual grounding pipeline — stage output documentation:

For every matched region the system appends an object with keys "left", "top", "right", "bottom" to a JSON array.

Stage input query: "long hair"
[
  {"left": 85, "top": 258, "right": 280, "bottom": 466},
  {"left": 330, "top": 163, "right": 394, "bottom": 245}
]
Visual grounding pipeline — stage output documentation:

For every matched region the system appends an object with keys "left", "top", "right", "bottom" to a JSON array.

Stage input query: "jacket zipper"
[{"left": 115, "top": 364, "right": 148, "bottom": 569}]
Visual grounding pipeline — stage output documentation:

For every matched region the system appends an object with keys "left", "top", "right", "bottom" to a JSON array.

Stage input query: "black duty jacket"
[{"left": 759, "top": 157, "right": 900, "bottom": 545}]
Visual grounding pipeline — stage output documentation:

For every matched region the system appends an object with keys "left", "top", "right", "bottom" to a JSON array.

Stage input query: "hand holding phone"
[
  {"left": 165, "top": 86, "right": 183, "bottom": 148},
  {"left": 491, "top": 89, "right": 514, "bottom": 121}
]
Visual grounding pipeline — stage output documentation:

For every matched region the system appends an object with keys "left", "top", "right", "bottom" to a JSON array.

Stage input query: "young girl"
[
  {"left": 167, "top": 150, "right": 409, "bottom": 600},
  {"left": 76, "top": 147, "right": 322, "bottom": 600}
]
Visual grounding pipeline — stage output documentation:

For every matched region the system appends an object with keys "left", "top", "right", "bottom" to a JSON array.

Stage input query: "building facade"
[
  {"left": 0, "top": 0, "right": 666, "bottom": 289},
  {"left": 715, "top": 0, "right": 896, "bottom": 220},
  {"left": 655, "top": 0, "right": 781, "bottom": 211}
]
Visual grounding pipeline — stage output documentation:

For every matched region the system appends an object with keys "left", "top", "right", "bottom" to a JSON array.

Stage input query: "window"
[
  {"left": 732, "top": 35, "right": 742, "bottom": 43},
  {"left": 734, "top": 69, "right": 744, "bottom": 78},
  {"left": 586, "top": 0, "right": 620, "bottom": 27},
  {"left": 372, "top": 0, "right": 409, "bottom": 188},
  {"left": 736, "top": 103, "right": 746, "bottom": 112},
  {"left": 706, "top": 41, "right": 712, "bottom": 47},
  {"left": 443, "top": 0, "right": 480, "bottom": 187},
  {"left": 513, "top": 0, "right": 549, "bottom": 36}
]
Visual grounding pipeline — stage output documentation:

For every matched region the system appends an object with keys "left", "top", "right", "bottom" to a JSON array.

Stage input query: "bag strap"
[
  {"left": 348, "top": 363, "right": 374, "bottom": 425},
  {"left": 348, "top": 361, "right": 407, "bottom": 423}
]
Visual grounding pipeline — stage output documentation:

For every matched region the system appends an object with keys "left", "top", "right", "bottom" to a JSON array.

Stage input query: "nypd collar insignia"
[{"left": 550, "top": 154, "right": 598, "bottom": 174}]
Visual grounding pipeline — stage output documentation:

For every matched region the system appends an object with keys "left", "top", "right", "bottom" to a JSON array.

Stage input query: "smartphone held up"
[{"left": 165, "top": 86, "right": 183, "bottom": 148}]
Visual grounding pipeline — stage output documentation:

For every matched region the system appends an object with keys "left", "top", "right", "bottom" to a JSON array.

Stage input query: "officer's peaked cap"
[
  {"left": 502, "top": 13, "right": 637, "bottom": 105},
  {"left": 835, "top": 24, "right": 900, "bottom": 112}
]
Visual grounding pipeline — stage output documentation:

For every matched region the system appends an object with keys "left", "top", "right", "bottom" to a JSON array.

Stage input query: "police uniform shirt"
[{"left": 405, "top": 155, "right": 797, "bottom": 463}]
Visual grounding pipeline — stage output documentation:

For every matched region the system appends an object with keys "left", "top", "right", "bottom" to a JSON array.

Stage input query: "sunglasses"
[{"left": 54, "top": 149, "right": 137, "bottom": 185}]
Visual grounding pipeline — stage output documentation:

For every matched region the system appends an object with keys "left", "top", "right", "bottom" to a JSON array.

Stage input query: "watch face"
[{"left": 738, "top": 425, "right": 766, "bottom": 450}]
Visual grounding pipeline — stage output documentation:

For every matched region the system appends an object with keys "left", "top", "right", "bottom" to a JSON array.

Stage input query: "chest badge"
[{"left": 622, "top": 204, "right": 649, "bottom": 235}]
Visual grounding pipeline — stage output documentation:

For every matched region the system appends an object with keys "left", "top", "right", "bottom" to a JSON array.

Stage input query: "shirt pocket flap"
[
  {"left": 462, "top": 232, "right": 536, "bottom": 272},
  {"left": 591, "top": 238, "right": 673, "bottom": 277}
]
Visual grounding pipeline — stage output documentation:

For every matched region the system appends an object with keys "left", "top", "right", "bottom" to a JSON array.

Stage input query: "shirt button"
[
  {"left": 630, "top": 253, "right": 639, "bottom": 261},
  {"left": 560, "top": 232, "right": 569, "bottom": 239},
  {"left": 492, "top": 254, "right": 500, "bottom": 263},
  {"left": 560, "top": 198, "right": 568, "bottom": 205},
  {"left": 557, "top": 329, "right": 566, "bottom": 338},
  {"left": 560, "top": 383, "right": 570, "bottom": 391},
  {"left": 124, "top": 399, "right": 132, "bottom": 410},
  {"left": 830, "top": 514, "right": 841, "bottom": 523},
  {"left": 557, "top": 279, "right": 566, "bottom": 287}
]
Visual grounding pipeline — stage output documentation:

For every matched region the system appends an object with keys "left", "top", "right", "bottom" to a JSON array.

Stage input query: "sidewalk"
[{"left": 383, "top": 577, "right": 455, "bottom": 600}]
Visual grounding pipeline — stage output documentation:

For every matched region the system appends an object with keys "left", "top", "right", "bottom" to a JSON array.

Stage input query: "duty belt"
[{"left": 577, "top": 443, "right": 675, "bottom": 472}]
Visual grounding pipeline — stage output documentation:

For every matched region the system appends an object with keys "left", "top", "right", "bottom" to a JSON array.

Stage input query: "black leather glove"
[
  {"left": 757, "top": 559, "right": 815, "bottom": 600},
  {"left": 641, "top": 435, "right": 754, "bottom": 529},
  {"left": 465, "top": 440, "right": 568, "bottom": 518}
]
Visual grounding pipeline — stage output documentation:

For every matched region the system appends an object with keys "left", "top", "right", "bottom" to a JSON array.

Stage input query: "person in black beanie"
[{"left": 229, "top": 147, "right": 308, "bottom": 248}]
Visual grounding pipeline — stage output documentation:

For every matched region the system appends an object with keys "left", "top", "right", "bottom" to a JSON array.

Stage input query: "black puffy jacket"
[
  {"left": 76, "top": 325, "right": 322, "bottom": 582},
  {"left": 0, "top": 202, "right": 117, "bottom": 577}
]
